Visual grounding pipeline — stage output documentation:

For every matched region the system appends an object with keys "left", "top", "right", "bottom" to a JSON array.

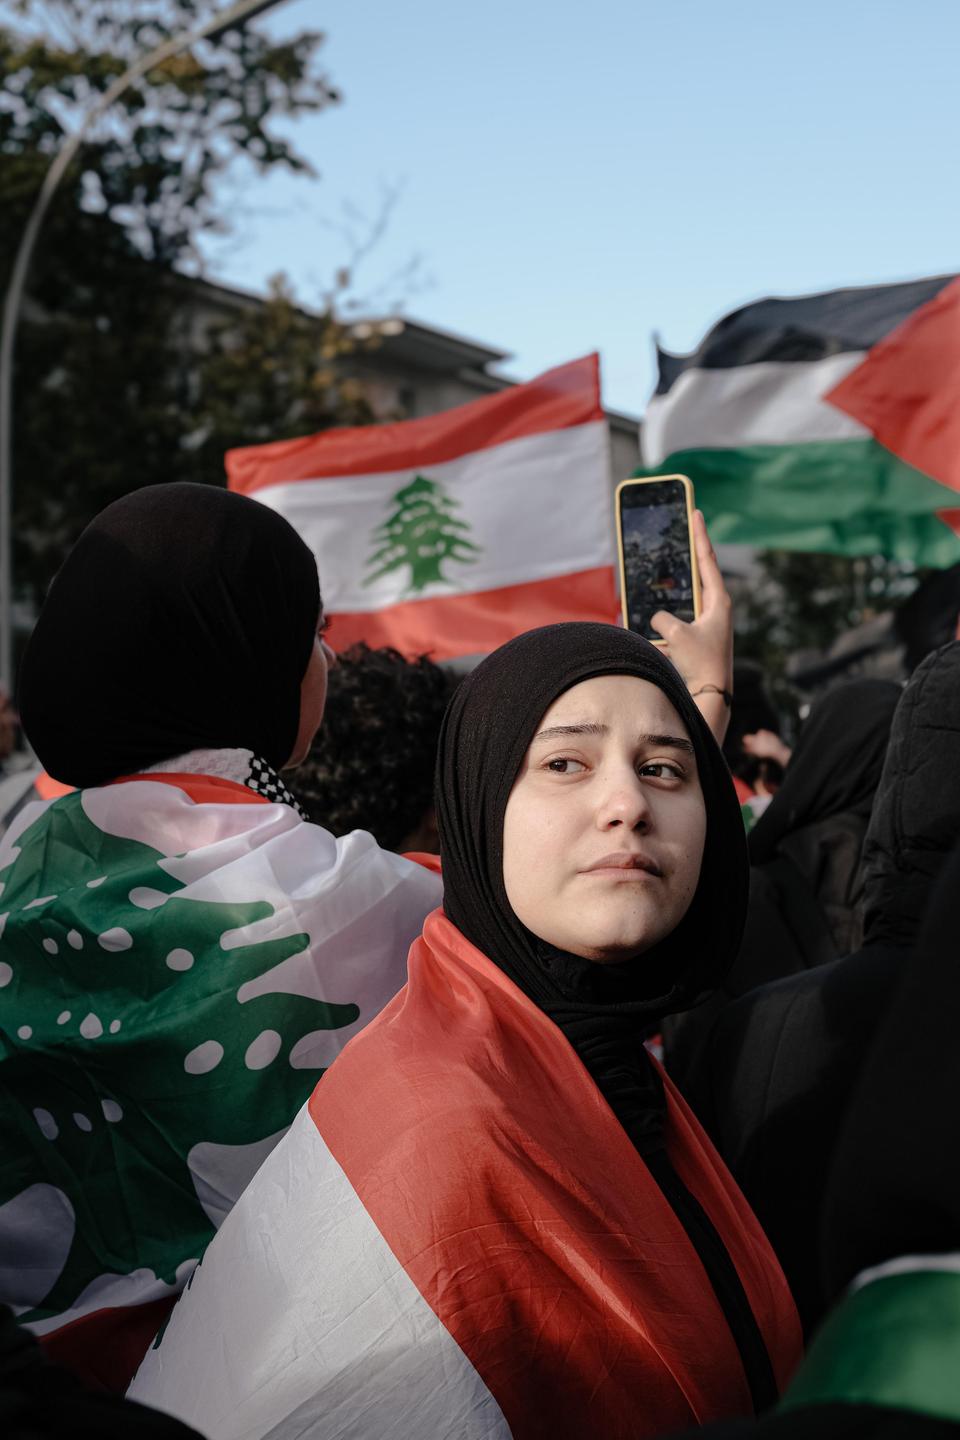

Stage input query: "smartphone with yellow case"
[{"left": 615, "top": 474, "right": 701, "bottom": 642}]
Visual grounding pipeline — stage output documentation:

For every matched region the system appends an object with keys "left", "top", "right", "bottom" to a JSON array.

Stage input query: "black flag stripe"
[{"left": 655, "top": 274, "right": 956, "bottom": 395}]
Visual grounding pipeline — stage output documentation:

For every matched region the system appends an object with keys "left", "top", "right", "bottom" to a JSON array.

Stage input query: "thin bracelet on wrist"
[{"left": 690, "top": 683, "right": 733, "bottom": 707}]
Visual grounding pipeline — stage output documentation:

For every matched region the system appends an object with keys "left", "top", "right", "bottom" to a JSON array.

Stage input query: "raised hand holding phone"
[
  {"left": 616, "top": 475, "right": 700, "bottom": 638},
  {"left": 650, "top": 510, "right": 733, "bottom": 745}
]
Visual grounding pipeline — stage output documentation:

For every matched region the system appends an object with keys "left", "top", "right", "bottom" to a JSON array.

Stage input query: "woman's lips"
[{"left": 581, "top": 853, "right": 663, "bottom": 877}]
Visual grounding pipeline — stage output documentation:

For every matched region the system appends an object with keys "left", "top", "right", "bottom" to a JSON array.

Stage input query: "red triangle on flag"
[{"left": 826, "top": 275, "right": 960, "bottom": 496}]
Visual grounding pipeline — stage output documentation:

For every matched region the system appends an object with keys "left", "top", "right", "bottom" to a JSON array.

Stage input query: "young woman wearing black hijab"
[
  {"left": 0, "top": 483, "right": 441, "bottom": 1393},
  {"left": 130, "top": 621, "right": 800, "bottom": 1440}
]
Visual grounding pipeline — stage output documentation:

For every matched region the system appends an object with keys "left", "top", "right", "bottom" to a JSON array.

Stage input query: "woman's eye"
[
  {"left": 545, "top": 757, "right": 586, "bottom": 774},
  {"left": 639, "top": 762, "right": 683, "bottom": 781}
]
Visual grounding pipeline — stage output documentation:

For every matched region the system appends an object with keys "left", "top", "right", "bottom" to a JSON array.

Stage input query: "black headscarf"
[
  {"left": 748, "top": 679, "right": 901, "bottom": 865},
  {"left": 19, "top": 483, "right": 321, "bottom": 787},
  {"left": 436, "top": 621, "right": 748, "bottom": 1153}
]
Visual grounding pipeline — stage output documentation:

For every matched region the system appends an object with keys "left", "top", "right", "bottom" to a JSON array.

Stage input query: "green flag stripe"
[
  {"left": 781, "top": 1270, "right": 960, "bottom": 1423},
  {"left": 634, "top": 439, "right": 960, "bottom": 566}
]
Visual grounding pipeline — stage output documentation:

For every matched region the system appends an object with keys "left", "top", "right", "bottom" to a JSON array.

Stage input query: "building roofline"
[
  {"left": 374, "top": 315, "right": 512, "bottom": 367},
  {"left": 181, "top": 273, "right": 511, "bottom": 369},
  {"left": 177, "top": 271, "right": 640, "bottom": 427}
]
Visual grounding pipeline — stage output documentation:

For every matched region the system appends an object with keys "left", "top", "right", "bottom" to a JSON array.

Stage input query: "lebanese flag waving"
[{"left": 226, "top": 355, "right": 618, "bottom": 659}]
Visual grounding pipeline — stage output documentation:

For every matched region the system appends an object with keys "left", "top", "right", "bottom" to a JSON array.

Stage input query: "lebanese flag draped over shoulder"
[
  {"left": 130, "top": 911, "right": 800, "bottom": 1440},
  {"left": 226, "top": 355, "right": 618, "bottom": 659},
  {"left": 638, "top": 275, "right": 960, "bottom": 565}
]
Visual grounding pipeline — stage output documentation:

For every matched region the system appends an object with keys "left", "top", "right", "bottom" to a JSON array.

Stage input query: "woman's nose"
[{"left": 596, "top": 771, "right": 651, "bottom": 831}]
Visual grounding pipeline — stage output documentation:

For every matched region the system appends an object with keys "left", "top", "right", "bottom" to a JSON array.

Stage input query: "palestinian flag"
[
  {"left": 640, "top": 275, "right": 960, "bottom": 564},
  {"left": 780, "top": 1261, "right": 960, "bottom": 1423},
  {"left": 226, "top": 356, "right": 618, "bottom": 659},
  {"left": 130, "top": 910, "right": 801, "bottom": 1440}
]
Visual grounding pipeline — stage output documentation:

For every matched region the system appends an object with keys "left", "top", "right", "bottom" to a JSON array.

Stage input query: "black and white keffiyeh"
[
  {"left": 143, "top": 748, "right": 309, "bottom": 820},
  {"left": 245, "top": 754, "right": 309, "bottom": 818}
]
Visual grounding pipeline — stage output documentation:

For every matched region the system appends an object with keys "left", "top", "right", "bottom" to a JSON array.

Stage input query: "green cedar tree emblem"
[
  {"left": 364, "top": 474, "right": 481, "bottom": 594},
  {"left": 0, "top": 793, "right": 359, "bottom": 1323}
]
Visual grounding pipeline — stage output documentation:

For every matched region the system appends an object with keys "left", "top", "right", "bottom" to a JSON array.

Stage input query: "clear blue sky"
[{"left": 207, "top": 0, "right": 960, "bottom": 416}]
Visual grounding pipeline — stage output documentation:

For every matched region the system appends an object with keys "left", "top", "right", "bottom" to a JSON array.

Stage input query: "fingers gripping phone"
[{"left": 615, "top": 475, "right": 701, "bottom": 642}]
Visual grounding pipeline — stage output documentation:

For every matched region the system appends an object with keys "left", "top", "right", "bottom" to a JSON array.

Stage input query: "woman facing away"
[
  {"left": 0, "top": 483, "right": 442, "bottom": 1392},
  {"left": 130, "top": 620, "right": 802, "bottom": 1440}
]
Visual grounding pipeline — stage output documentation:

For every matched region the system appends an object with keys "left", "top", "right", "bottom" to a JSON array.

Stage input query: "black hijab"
[
  {"left": 748, "top": 679, "right": 901, "bottom": 866},
  {"left": 437, "top": 621, "right": 748, "bottom": 1152},
  {"left": 19, "top": 483, "right": 321, "bottom": 787}
]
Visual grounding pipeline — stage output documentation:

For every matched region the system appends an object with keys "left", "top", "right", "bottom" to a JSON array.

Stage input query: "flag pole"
[{"left": 0, "top": 0, "right": 289, "bottom": 694}]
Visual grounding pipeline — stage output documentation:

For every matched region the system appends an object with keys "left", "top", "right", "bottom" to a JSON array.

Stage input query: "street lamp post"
[{"left": 0, "top": 0, "right": 288, "bottom": 691}]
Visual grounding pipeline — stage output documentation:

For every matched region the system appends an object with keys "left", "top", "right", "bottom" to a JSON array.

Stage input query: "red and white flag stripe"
[{"left": 132, "top": 1100, "right": 512, "bottom": 1439}]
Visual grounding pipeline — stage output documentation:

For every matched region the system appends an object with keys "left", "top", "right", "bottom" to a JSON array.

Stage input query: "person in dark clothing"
[
  {"left": 675, "top": 642, "right": 960, "bottom": 1334},
  {"left": 741, "top": 675, "right": 902, "bottom": 965},
  {"left": 666, "top": 836, "right": 960, "bottom": 1438},
  {"left": 664, "top": 678, "right": 900, "bottom": 1086}
]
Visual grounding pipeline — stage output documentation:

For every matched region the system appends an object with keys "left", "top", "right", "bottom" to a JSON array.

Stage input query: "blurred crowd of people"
[{"left": 2, "top": 482, "right": 960, "bottom": 1439}]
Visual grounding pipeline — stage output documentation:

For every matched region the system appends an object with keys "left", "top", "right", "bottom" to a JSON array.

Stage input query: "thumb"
[{"left": 650, "top": 609, "right": 684, "bottom": 643}]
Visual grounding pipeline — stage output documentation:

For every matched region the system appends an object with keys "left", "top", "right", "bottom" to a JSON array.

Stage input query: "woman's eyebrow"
[
  {"left": 533, "top": 722, "right": 608, "bottom": 742},
  {"left": 531, "top": 724, "right": 694, "bottom": 755},
  {"left": 640, "top": 732, "right": 695, "bottom": 755}
]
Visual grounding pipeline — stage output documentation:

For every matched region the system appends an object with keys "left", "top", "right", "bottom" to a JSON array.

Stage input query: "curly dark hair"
[{"left": 290, "top": 643, "right": 458, "bottom": 851}]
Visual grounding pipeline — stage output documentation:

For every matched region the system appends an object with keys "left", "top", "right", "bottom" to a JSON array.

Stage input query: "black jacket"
[
  {"left": 674, "top": 643, "right": 960, "bottom": 1332},
  {"left": 666, "top": 827, "right": 960, "bottom": 1439},
  {"left": 664, "top": 680, "right": 900, "bottom": 1085}
]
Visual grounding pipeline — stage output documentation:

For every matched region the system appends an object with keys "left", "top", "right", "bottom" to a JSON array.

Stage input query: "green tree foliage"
[
  {"left": 0, "top": 1, "right": 371, "bottom": 617},
  {"left": 1, "top": 0, "right": 336, "bottom": 268}
]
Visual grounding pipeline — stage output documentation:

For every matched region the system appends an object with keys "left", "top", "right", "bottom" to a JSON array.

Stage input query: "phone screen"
[{"left": 618, "top": 479, "right": 696, "bottom": 639}]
